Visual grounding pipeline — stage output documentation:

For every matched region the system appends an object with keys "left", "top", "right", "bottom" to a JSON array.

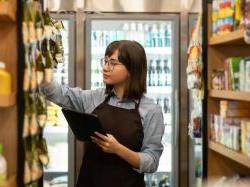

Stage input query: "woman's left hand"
[{"left": 91, "top": 132, "right": 122, "bottom": 154}]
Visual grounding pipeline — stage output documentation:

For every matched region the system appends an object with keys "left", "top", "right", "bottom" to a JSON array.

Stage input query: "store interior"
[{"left": 0, "top": 0, "right": 250, "bottom": 187}]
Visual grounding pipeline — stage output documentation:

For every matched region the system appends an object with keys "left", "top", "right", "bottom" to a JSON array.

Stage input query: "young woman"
[{"left": 42, "top": 40, "right": 164, "bottom": 187}]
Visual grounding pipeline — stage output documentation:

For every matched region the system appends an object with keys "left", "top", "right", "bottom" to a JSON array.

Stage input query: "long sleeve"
[
  {"left": 41, "top": 81, "right": 105, "bottom": 113},
  {"left": 138, "top": 104, "right": 165, "bottom": 173}
]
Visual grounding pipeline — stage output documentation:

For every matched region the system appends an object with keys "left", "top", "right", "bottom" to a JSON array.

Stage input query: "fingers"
[
  {"left": 90, "top": 136, "right": 109, "bottom": 151},
  {"left": 94, "top": 132, "right": 109, "bottom": 141}
]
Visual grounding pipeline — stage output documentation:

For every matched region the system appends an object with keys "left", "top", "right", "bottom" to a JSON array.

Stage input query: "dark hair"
[{"left": 104, "top": 40, "right": 147, "bottom": 100}]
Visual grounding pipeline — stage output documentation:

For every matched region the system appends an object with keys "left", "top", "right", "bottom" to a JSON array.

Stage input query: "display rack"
[
  {"left": 0, "top": 0, "right": 17, "bottom": 185},
  {"left": 209, "top": 141, "right": 250, "bottom": 168},
  {"left": 206, "top": 2, "right": 250, "bottom": 180}
]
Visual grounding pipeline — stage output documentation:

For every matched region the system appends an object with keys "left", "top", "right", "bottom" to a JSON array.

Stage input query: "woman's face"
[{"left": 102, "top": 50, "right": 129, "bottom": 86}]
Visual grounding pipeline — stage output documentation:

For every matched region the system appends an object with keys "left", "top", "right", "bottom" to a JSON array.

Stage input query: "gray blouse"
[{"left": 41, "top": 81, "right": 165, "bottom": 173}]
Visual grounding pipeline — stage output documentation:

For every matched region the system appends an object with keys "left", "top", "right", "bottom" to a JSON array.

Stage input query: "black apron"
[{"left": 76, "top": 94, "right": 145, "bottom": 187}]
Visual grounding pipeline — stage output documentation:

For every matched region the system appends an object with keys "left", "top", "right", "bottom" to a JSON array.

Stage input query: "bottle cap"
[
  {"left": 0, "top": 62, "right": 6, "bottom": 69},
  {"left": 0, "top": 144, "right": 3, "bottom": 154}
]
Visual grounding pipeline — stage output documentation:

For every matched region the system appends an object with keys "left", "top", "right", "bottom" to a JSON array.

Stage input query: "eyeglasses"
[{"left": 100, "top": 57, "right": 123, "bottom": 71}]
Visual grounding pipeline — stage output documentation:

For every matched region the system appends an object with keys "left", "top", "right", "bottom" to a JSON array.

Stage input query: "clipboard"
[{"left": 61, "top": 109, "right": 106, "bottom": 142}]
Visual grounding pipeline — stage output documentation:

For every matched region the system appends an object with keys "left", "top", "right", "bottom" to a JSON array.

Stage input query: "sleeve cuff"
[{"left": 133, "top": 152, "right": 154, "bottom": 173}]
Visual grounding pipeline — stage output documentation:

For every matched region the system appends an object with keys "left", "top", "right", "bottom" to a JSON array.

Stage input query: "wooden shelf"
[
  {"left": 209, "top": 90, "right": 250, "bottom": 102},
  {"left": 209, "top": 141, "right": 250, "bottom": 168},
  {"left": 0, "top": 175, "right": 16, "bottom": 187},
  {"left": 0, "top": 2, "right": 15, "bottom": 22},
  {"left": 0, "top": 93, "right": 16, "bottom": 107},
  {"left": 209, "top": 29, "right": 244, "bottom": 45}
]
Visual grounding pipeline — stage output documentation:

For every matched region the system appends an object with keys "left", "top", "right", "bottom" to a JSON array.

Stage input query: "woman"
[{"left": 42, "top": 40, "right": 164, "bottom": 187}]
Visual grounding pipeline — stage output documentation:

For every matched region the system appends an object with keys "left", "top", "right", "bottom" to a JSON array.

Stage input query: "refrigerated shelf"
[
  {"left": 147, "top": 86, "right": 172, "bottom": 94},
  {"left": 44, "top": 125, "right": 68, "bottom": 134}
]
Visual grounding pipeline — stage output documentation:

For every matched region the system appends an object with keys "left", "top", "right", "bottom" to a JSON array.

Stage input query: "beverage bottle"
[
  {"left": 130, "top": 22, "right": 137, "bottom": 40},
  {"left": 144, "top": 24, "right": 152, "bottom": 47},
  {"left": 164, "top": 59, "right": 170, "bottom": 74},
  {"left": 148, "top": 59, "right": 153, "bottom": 86},
  {"left": 95, "top": 30, "right": 101, "bottom": 47},
  {"left": 116, "top": 29, "right": 125, "bottom": 40},
  {"left": 0, "top": 144, "right": 7, "bottom": 184},
  {"left": 146, "top": 68, "right": 149, "bottom": 86},
  {"left": 0, "top": 62, "right": 11, "bottom": 95},
  {"left": 159, "top": 23, "right": 166, "bottom": 47},
  {"left": 91, "top": 31, "right": 97, "bottom": 47},
  {"left": 104, "top": 30, "right": 110, "bottom": 47},
  {"left": 151, "top": 59, "right": 158, "bottom": 86},
  {"left": 137, "top": 23, "right": 145, "bottom": 46},
  {"left": 165, "top": 24, "right": 171, "bottom": 47},
  {"left": 158, "top": 61, "right": 163, "bottom": 86},
  {"left": 152, "top": 24, "right": 158, "bottom": 47},
  {"left": 109, "top": 30, "right": 117, "bottom": 42},
  {"left": 164, "top": 98, "right": 170, "bottom": 113},
  {"left": 123, "top": 23, "right": 130, "bottom": 40}
]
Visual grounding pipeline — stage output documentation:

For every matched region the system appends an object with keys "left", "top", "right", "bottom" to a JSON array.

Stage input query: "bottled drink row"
[
  {"left": 91, "top": 57, "right": 172, "bottom": 89},
  {"left": 145, "top": 172, "right": 170, "bottom": 187},
  {"left": 147, "top": 58, "right": 171, "bottom": 87},
  {"left": 153, "top": 96, "right": 171, "bottom": 114},
  {"left": 91, "top": 22, "right": 172, "bottom": 48}
]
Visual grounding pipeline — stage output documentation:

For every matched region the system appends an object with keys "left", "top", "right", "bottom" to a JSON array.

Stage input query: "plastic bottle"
[
  {"left": 137, "top": 23, "right": 145, "bottom": 46},
  {"left": 165, "top": 24, "right": 171, "bottom": 47},
  {"left": 152, "top": 24, "right": 158, "bottom": 47},
  {"left": 159, "top": 23, "right": 166, "bottom": 47},
  {"left": 144, "top": 24, "right": 152, "bottom": 47},
  {"left": 130, "top": 22, "right": 137, "bottom": 40},
  {"left": 122, "top": 23, "right": 130, "bottom": 40},
  {"left": 0, "top": 144, "right": 7, "bottom": 184},
  {"left": 0, "top": 62, "right": 11, "bottom": 95}
]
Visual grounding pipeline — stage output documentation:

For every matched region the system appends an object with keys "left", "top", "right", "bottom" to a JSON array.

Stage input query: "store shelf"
[
  {"left": 208, "top": 141, "right": 250, "bottom": 168},
  {"left": 0, "top": 2, "right": 15, "bottom": 22},
  {"left": 209, "top": 29, "right": 244, "bottom": 45},
  {"left": 209, "top": 90, "right": 250, "bottom": 102},
  {"left": 147, "top": 86, "right": 172, "bottom": 94},
  {"left": 92, "top": 47, "right": 172, "bottom": 55},
  {"left": 44, "top": 125, "right": 68, "bottom": 134},
  {"left": 0, "top": 175, "right": 16, "bottom": 187},
  {"left": 0, "top": 93, "right": 16, "bottom": 107}
]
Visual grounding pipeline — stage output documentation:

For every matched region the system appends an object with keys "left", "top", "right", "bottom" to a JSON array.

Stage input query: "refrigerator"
[
  {"left": 85, "top": 14, "right": 179, "bottom": 187},
  {"left": 43, "top": 13, "right": 76, "bottom": 187},
  {"left": 188, "top": 14, "right": 203, "bottom": 187}
]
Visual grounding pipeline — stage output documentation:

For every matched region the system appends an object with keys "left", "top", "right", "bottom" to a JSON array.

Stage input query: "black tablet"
[{"left": 61, "top": 109, "right": 106, "bottom": 142}]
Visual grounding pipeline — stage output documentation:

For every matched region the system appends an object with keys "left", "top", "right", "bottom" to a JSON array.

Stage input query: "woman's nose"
[{"left": 102, "top": 64, "right": 110, "bottom": 72}]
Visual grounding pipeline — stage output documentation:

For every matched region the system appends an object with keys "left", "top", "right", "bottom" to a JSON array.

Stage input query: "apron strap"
[
  {"left": 134, "top": 99, "right": 141, "bottom": 110},
  {"left": 104, "top": 93, "right": 113, "bottom": 103}
]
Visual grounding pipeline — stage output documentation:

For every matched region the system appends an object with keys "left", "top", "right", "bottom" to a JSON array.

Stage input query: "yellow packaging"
[{"left": 0, "top": 62, "right": 11, "bottom": 94}]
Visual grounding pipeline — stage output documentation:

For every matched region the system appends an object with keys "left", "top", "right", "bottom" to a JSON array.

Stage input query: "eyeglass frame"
[{"left": 100, "top": 56, "right": 124, "bottom": 71}]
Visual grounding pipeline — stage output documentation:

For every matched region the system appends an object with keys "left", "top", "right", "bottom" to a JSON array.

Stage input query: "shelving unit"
[
  {"left": 208, "top": 141, "right": 250, "bottom": 168},
  {"left": 206, "top": 2, "right": 250, "bottom": 180},
  {"left": 209, "top": 90, "right": 250, "bottom": 102},
  {"left": 0, "top": 0, "right": 17, "bottom": 185},
  {"left": 209, "top": 29, "right": 244, "bottom": 45},
  {"left": 0, "top": 1, "right": 16, "bottom": 22}
]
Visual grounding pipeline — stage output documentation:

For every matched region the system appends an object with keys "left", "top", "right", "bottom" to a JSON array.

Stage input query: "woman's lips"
[{"left": 103, "top": 74, "right": 110, "bottom": 79}]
